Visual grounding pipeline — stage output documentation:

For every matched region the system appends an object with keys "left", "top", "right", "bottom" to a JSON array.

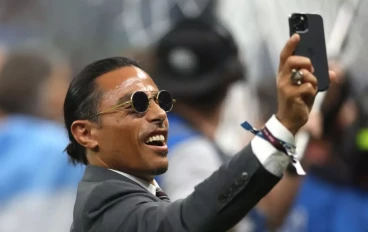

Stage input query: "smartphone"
[{"left": 289, "top": 13, "right": 330, "bottom": 91}]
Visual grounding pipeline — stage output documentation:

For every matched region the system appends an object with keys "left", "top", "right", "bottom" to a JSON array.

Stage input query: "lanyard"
[{"left": 241, "top": 121, "right": 306, "bottom": 175}]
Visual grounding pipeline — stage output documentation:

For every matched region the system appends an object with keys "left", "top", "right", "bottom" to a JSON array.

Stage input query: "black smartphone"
[{"left": 289, "top": 13, "right": 330, "bottom": 91}]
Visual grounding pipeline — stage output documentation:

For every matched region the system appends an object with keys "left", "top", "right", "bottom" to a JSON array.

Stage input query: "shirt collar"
[{"left": 109, "top": 169, "right": 158, "bottom": 195}]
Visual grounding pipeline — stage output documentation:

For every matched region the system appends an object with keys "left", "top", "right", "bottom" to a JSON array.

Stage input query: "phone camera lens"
[{"left": 293, "top": 14, "right": 308, "bottom": 31}]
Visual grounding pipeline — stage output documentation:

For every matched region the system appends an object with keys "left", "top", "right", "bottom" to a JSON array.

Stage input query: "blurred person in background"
[
  {"left": 0, "top": 48, "right": 83, "bottom": 232},
  {"left": 153, "top": 17, "right": 305, "bottom": 232},
  {"left": 153, "top": 17, "right": 248, "bottom": 196},
  {"left": 0, "top": 42, "right": 72, "bottom": 122}
]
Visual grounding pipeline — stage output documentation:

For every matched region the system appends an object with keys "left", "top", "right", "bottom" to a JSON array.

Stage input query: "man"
[{"left": 65, "top": 34, "right": 335, "bottom": 232}]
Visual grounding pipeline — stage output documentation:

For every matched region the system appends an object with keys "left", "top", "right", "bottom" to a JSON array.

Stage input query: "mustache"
[
  {"left": 145, "top": 123, "right": 169, "bottom": 135},
  {"left": 143, "top": 119, "right": 169, "bottom": 136},
  {"left": 153, "top": 119, "right": 169, "bottom": 130},
  {"left": 156, "top": 124, "right": 168, "bottom": 129}
]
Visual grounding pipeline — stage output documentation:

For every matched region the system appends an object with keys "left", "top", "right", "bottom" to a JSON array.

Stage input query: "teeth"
[{"left": 146, "top": 134, "right": 165, "bottom": 143}]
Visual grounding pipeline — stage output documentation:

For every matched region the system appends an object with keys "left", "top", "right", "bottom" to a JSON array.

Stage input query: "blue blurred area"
[
  {"left": 279, "top": 173, "right": 368, "bottom": 232},
  {"left": 0, "top": 115, "right": 83, "bottom": 203},
  {"left": 0, "top": 115, "right": 84, "bottom": 231}
]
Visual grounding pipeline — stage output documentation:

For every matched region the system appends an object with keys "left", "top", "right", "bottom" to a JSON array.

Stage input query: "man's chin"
[
  {"left": 150, "top": 166, "right": 168, "bottom": 176},
  {"left": 156, "top": 150, "right": 168, "bottom": 157}
]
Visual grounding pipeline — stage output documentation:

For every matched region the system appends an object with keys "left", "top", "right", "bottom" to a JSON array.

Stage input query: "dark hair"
[
  {"left": 0, "top": 51, "right": 52, "bottom": 115},
  {"left": 63, "top": 57, "right": 141, "bottom": 165}
]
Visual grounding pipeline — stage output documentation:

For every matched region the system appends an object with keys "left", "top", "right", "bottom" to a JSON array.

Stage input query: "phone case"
[{"left": 289, "top": 13, "right": 330, "bottom": 91}]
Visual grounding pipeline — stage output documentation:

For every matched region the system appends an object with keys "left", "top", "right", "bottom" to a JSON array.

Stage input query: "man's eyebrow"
[{"left": 116, "top": 93, "right": 133, "bottom": 104}]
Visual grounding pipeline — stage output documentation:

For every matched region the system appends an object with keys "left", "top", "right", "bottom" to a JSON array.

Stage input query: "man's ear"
[{"left": 71, "top": 120, "right": 99, "bottom": 149}]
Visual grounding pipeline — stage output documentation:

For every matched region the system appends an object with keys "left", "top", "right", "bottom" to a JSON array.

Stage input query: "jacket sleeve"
[{"left": 82, "top": 145, "right": 280, "bottom": 232}]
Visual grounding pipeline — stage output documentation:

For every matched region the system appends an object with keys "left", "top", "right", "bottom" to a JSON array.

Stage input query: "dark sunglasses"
[{"left": 90, "top": 90, "right": 175, "bottom": 118}]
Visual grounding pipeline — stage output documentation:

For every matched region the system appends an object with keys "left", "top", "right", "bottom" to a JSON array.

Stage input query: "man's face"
[{"left": 93, "top": 66, "right": 169, "bottom": 180}]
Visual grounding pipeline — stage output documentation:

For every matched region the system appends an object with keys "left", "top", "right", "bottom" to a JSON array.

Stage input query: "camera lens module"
[{"left": 292, "top": 14, "right": 308, "bottom": 32}]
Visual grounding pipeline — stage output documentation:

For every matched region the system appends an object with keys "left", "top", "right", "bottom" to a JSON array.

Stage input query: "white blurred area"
[{"left": 0, "top": 189, "right": 76, "bottom": 232}]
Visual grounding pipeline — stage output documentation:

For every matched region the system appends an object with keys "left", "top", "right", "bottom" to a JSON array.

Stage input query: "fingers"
[
  {"left": 283, "top": 56, "right": 314, "bottom": 74},
  {"left": 278, "top": 68, "right": 317, "bottom": 102},
  {"left": 298, "top": 70, "right": 318, "bottom": 107},
  {"left": 299, "top": 69, "right": 317, "bottom": 91},
  {"left": 279, "top": 34, "right": 300, "bottom": 72}
]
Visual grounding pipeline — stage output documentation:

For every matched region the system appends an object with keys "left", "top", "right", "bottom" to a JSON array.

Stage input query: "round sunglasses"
[
  {"left": 127, "top": 90, "right": 175, "bottom": 113},
  {"left": 90, "top": 90, "right": 175, "bottom": 118}
]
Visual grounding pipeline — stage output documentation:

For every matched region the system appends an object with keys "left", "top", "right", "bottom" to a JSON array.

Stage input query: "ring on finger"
[{"left": 291, "top": 69, "right": 304, "bottom": 86}]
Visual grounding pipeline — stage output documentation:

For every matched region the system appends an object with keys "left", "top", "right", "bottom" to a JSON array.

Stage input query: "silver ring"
[{"left": 291, "top": 69, "right": 303, "bottom": 86}]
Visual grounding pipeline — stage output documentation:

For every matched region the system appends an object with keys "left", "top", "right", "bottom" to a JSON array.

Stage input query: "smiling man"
[{"left": 65, "top": 34, "right": 335, "bottom": 232}]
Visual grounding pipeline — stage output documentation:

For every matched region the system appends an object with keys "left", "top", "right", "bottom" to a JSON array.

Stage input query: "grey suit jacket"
[{"left": 71, "top": 145, "right": 280, "bottom": 232}]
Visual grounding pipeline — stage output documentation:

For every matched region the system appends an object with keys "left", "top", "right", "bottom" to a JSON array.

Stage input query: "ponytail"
[{"left": 65, "top": 142, "right": 88, "bottom": 165}]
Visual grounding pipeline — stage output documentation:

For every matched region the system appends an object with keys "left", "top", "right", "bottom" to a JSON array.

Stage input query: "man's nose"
[{"left": 146, "top": 100, "right": 167, "bottom": 124}]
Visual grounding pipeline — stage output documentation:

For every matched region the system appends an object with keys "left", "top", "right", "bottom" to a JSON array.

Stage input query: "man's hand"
[{"left": 276, "top": 34, "right": 336, "bottom": 135}]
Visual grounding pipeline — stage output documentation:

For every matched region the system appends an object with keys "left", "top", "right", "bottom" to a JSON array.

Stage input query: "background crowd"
[{"left": 1, "top": 0, "right": 368, "bottom": 231}]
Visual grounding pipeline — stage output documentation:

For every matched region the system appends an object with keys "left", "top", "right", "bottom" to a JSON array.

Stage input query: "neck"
[
  {"left": 139, "top": 176, "right": 155, "bottom": 185},
  {"left": 87, "top": 154, "right": 155, "bottom": 184},
  {"left": 174, "top": 103, "right": 223, "bottom": 140},
  {"left": 128, "top": 172, "right": 155, "bottom": 185}
]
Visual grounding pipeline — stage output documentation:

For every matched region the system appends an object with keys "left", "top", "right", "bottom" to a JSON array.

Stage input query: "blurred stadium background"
[{"left": 1, "top": 0, "right": 368, "bottom": 231}]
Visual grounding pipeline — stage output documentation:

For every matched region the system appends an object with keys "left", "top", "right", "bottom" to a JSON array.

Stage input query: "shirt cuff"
[
  {"left": 251, "top": 115, "right": 295, "bottom": 177},
  {"left": 265, "top": 115, "right": 295, "bottom": 145}
]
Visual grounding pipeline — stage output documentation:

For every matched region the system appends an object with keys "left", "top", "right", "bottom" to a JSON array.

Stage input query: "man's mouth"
[
  {"left": 145, "top": 134, "right": 166, "bottom": 146},
  {"left": 144, "top": 130, "right": 169, "bottom": 153}
]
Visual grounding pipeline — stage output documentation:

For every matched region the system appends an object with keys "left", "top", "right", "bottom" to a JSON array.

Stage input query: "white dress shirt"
[
  {"left": 109, "top": 169, "right": 159, "bottom": 195},
  {"left": 251, "top": 114, "right": 295, "bottom": 176}
]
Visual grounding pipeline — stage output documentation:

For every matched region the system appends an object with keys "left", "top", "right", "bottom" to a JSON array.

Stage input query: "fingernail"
[{"left": 312, "top": 66, "right": 315, "bottom": 73}]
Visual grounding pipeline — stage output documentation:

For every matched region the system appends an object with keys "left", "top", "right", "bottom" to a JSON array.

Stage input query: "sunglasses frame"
[{"left": 88, "top": 90, "right": 175, "bottom": 118}]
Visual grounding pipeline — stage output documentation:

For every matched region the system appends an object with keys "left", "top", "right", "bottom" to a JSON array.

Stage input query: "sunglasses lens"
[
  {"left": 132, "top": 91, "right": 149, "bottom": 112},
  {"left": 158, "top": 91, "right": 174, "bottom": 112}
]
